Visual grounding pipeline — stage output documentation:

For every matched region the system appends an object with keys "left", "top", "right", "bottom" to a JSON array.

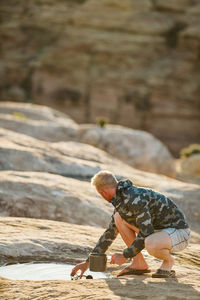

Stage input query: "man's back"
[{"left": 113, "top": 180, "right": 189, "bottom": 230}]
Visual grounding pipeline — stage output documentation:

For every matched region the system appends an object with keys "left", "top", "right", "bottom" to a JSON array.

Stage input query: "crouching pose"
[{"left": 71, "top": 171, "right": 190, "bottom": 278}]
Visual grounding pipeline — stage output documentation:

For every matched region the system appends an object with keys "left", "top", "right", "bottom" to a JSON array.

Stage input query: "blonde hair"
[{"left": 91, "top": 170, "right": 118, "bottom": 190}]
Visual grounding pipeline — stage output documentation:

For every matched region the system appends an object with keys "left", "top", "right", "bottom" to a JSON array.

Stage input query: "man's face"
[
  {"left": 97, "top": 187, "right": 116, "bottom": 202},
  {"left": 97, "top": 188, "right": 108, "bottom": 201}
]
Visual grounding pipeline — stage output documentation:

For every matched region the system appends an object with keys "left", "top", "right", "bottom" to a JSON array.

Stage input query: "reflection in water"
[{"left": 0, "top": 263, "right": 111, "bottom": 281}]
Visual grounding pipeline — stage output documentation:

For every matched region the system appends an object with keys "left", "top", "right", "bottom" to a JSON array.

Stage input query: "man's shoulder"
[
  {"left": 126, "top": 185, "right": 151, "bottom": 197},
  {"left": 125, "top": 186, "right": 150, "bottom": 208}
]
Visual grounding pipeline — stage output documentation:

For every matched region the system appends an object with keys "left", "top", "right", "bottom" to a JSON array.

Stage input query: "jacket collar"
[{"left": 111, "top": 179, "right": 133, "bottom": 208}]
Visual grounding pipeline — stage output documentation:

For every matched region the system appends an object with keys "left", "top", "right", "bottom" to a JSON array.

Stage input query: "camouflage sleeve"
[
  {"left": 86, "top": 212, "right": 118, "bottom": 261},
  {"left": 123, "top": 200, "right": 154, "bottom": 258}
]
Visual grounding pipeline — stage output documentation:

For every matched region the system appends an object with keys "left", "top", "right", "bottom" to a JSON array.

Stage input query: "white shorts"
[{"left": 162, "top": 228, "right": 191, "bottom": 252}]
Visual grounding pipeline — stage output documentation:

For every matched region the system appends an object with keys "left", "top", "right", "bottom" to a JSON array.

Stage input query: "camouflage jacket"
[{"left": 88, "top": 179, "right": 189, "bottom": 259}]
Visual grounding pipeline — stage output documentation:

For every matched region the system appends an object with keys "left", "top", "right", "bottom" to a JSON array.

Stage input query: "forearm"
[
  {"left": 86, "top": 235, "right": 117, "bottom": 262},
  {"left": 123, "top": 235, "right": 145, "bottom": 258},
  {"left": 86, "top": 216, "right": 118, "bottom": 261}
]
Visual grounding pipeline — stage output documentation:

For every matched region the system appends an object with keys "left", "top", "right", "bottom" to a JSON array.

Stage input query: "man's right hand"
[{"left": 70, "top": 261, "right": 89, "bottom": 279}]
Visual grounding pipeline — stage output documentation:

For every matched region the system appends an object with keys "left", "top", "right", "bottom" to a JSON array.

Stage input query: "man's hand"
[
  {"left": 70, "top": 261, "right": 89, "bottom": 279},
  {"left": 110, "top": 253, "right": 127, "bottom": 266}
]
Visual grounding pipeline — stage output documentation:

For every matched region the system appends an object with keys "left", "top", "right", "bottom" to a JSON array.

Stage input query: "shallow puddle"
[{"left": 0, "top": 263, "right": 111, "bottom": 281}]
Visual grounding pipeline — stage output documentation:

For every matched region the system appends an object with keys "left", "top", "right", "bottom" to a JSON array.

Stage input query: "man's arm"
[
  {"left": 86, "top": 212, "right": 119, "bottom": 261},
  {"left": 123, "top": 201, "right": 154, "bottom": 259},
  {"left": 71, "top": 212, "right": 118, "bottom": 278}
]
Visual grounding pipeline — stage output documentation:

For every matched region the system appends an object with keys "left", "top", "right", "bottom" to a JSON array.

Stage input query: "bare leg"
[
  {"left": 145, "top": 231, "right": 174, "bottom": 271},
  {"left": 114, "top": 213, "right": 149, "bottom": 274}
]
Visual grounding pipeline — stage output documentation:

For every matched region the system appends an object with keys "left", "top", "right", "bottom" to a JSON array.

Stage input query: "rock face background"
[
  {"left": 1, "top": 0, "right": 200, "bottom": 156},
  {"left": 0, "top": 102, "right": 175, "bottom": 176},
  {"left": 78, "top": 124, "right": 175, "bottom": 176}
]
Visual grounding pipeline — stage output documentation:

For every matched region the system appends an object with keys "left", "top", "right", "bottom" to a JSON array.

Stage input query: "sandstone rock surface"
[
  {"left": 0, "top": 169, "right": 199, "bottom": 233},
  {"left": 0, "top": 102, "right": 177, "bottom": 177},
  {"left": 0, "top": 217, "right": 199, "bottom": 300},
  {"left": 0, "top": 125, "right": 175, "bottom": 177},
  {"left": 78, "top": 124, "right": 175, "bottom": 176},
  {"left": 0, "top": 128, "right": 108, "bottom": 179},
  {"left": 0, "top": 102, "right": 78, "bottom": 142},
  {"left": 0, "top": 171, "right": 114, "bottom": 227},
  {"left": 0, "top": 217, "right": 125, "bottom": 264}
]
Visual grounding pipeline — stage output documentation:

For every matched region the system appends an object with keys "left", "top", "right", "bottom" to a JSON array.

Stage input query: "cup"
[{"left": 89, "top": 253, "right": 107, "bottom": 272}]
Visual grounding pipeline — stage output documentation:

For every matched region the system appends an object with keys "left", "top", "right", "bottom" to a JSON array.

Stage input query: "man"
[{"left": 71, "top": 171, "right": 190, "bottom": 278}]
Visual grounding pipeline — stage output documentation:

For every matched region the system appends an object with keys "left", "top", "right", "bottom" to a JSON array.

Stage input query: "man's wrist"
[{"left": 123, "top": 248, "right": 133, "bottom": 259}]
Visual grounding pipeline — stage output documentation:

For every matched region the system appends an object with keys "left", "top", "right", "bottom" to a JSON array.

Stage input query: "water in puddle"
[{"left": 0, "top": 263, "right": 111, "bottom": 281}]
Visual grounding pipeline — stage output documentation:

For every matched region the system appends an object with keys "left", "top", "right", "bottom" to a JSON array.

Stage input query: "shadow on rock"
[{"left": 105, "top": 275, "right": 200, "bottom": 300}]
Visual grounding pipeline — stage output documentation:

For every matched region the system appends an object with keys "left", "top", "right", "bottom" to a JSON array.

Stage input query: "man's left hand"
[{"left": 110, "top": 253, "right": 127, "bottom": 266}]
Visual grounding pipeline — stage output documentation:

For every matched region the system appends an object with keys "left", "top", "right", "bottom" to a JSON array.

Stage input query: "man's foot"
[
  {"left": 117, "top": 266, "right": 151, "bottom": 277},
  {"left": 159, "top": 255, "right": 175, "bottom": 272},
  {"left": 117, "top": 263, "right": 150, "bottom": 277},
  {"left": 152, "top": 269, "right": 176, "bottom": 278}
]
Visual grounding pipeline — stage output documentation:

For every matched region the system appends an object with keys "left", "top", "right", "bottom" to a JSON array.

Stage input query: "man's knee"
[
  {"left": 145, "top": 236, "right": 157, "bottom": 255},
  {"left": 114, "top": 212, "right": 122, "bottom": 228}
]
